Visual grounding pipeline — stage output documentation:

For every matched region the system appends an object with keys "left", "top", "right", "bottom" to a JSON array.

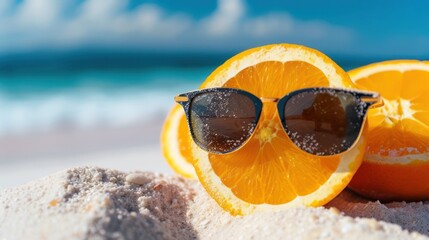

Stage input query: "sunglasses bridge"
[{"left": 260, "top": 97, "right": 279, "bottom": 103}]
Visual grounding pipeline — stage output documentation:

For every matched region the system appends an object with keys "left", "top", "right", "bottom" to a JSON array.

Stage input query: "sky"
[{"left": 0, "top": 0, "right": 429, "bottom": 57}]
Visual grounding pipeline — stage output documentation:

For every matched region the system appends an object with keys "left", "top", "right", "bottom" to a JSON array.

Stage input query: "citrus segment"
[
  {"left": 348, "top": 60, "right": 429, "bottom": 201},
  {"left": 161, "top": 104, "right": 197, "bottom": 178},
  {"left": 188, "top": 44, "right": 366, "bottom": 215}
]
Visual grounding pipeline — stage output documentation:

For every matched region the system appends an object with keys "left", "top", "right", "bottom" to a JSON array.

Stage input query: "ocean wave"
[
  {"left": 0, "top": 88, "right": 173, "bottom": 136},
  {"left": 0, "top": 86, "right": 194, "bottom": 136}
]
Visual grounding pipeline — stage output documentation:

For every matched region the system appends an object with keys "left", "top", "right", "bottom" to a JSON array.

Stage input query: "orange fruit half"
[
  {"left": 348, "top": 60, "right": 429, "bottom": 201},
  {"left": 187, "top": 44, "right": 367, "bottom": 215},
  {"left": 161, "top": 104, "right": 197, "bottom": 178}
]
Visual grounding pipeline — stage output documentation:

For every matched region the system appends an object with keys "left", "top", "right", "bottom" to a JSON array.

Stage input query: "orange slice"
[
  {"left": 161, "top": 104, "right": 197, "bottom": 178},
  {"left": 188, "top": 44, "right": 367, "bottom": 215},
  {"left": 348, "top": 60, "right": 429, "bottom": 201}
]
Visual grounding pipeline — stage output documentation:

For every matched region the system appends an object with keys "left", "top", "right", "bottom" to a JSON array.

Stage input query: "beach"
[
  {"left": 1, "top": 166, "right": 428, "bottom": 239},
  {"left": 0, "top": 117, "right": 172, "bottom": 189}
]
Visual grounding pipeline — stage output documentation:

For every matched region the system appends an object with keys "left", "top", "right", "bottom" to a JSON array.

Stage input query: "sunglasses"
[{"left": 174, "top": 87, "right": 382, "bottom": 156}]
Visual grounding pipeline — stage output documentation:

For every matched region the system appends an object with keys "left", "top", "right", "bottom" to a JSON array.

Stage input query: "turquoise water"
[{"left": 0, "top": 67, "right": 213, "bottom": 136}]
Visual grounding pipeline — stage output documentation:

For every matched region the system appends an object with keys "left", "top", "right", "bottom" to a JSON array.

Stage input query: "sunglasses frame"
[{"left": 175, "top": 87, "right": 383, "bottom": 156}]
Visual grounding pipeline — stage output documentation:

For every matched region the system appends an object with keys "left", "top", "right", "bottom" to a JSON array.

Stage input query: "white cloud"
[
  {"left": 14, "top": 0, "right": 62, "bottom": 28},
  {"left": 0, "top": 0, "right": 355, "bottom": 53},
  {"left": 79, "top": 0, "right": 126, "bottom": 21},
  {"left": 201, "top": 0, "right": 245, "bottom": 36},
  {"left": 245, "top": 13, "right": 294, "bottom": 37}
]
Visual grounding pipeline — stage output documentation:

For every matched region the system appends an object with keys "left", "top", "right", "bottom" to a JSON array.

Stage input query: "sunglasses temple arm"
[{"left": 174, "top": 95, "right": 189, "bottom": 103}]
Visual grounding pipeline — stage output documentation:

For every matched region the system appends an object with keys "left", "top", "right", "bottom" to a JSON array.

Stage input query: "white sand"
[{"left": 1, "top": 167, "right": 428, "bottom": 239}]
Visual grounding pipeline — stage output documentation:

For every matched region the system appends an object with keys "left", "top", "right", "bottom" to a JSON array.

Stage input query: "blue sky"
[{"left": 1, "top": 0, "right": 429, "bottom": 57}]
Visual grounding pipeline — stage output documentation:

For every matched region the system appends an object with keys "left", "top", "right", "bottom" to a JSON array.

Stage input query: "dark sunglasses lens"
[
  {"left": 190, "top": 91, "right": 258, "bottom": 154},
  {"left": 284, "top": 90, "right": 367, "bottom": 156}
]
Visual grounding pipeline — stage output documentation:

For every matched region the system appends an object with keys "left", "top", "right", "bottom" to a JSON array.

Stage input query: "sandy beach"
[
  {"left": 0, "top": 117, "right": 172, "bottom": 189},
  {"left": 1, "top": 166, "right": 428, "bottom": 239}
]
